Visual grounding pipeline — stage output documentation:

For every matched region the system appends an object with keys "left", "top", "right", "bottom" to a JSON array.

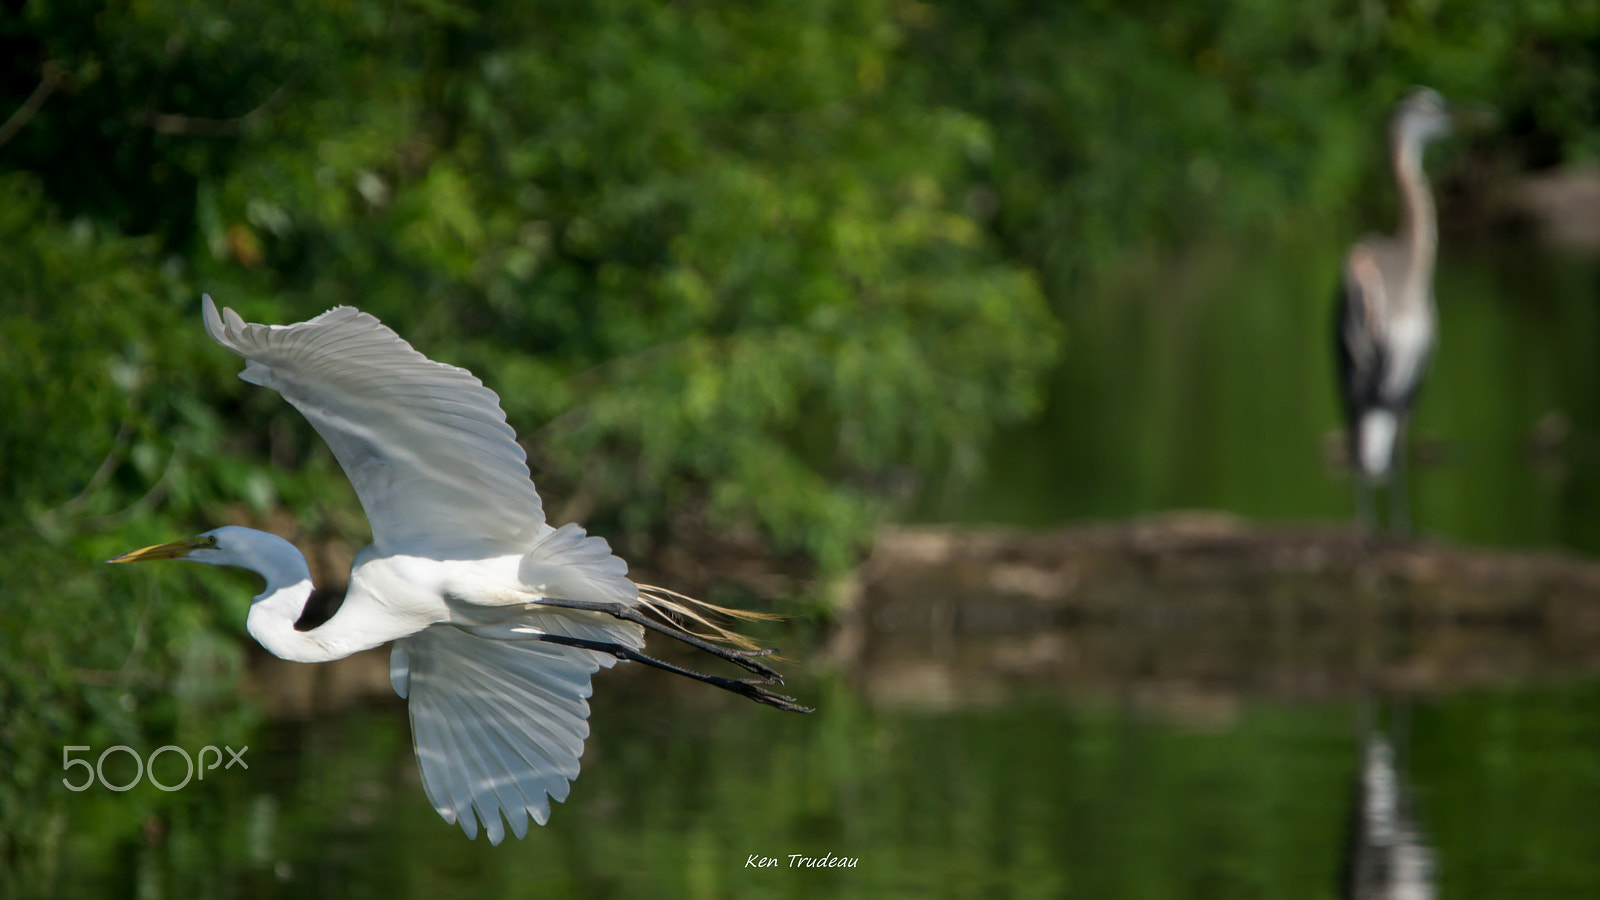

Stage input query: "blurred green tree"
[{"left": 4, "top": 0, "right": 1057, "bottom": 572}]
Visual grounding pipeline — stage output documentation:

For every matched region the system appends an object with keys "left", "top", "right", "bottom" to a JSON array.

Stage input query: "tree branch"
[
  {"left": 134, "top": 78, "right": 294, "bottom": 136},
  {"left": 0, "top": 63, "right": 64, "bottom": 149}
]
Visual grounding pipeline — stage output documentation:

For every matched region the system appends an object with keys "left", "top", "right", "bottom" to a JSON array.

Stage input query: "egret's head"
[
  {"left": 1393, "top": 87, "right": 1452, "bottom": 146},
  {"left": 107, "top": 526, "right": 270, "bottom": 568},
  {"left": 109, "top": 527, "right": 310, "bottom": 595}
]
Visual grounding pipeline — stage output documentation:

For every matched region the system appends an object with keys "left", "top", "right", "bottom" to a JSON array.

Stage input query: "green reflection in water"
[
  {"left": 29, "top": 678, "right": 1600, "bottom": 899},
  {"left": 932, "top": 237, "right": 1600, "bottom": 554}
]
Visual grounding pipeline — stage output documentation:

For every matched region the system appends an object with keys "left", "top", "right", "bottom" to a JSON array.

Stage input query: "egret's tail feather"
[
  {"left": 519, "top": 523, "right": 635, "bottom": 605},
  {"left": 635, "top": 584, "right": 781, "bottom": 653}
]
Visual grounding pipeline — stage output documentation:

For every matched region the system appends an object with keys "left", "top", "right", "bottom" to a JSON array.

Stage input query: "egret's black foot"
[{"left": 530, "top": 632, "right": 813, "bottom": 714}]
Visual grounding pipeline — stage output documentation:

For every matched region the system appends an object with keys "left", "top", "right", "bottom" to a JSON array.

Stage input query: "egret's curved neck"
[
  {"left": 214, "top": 529, "right": 358, "bottom": 664},
  {"left": 1391, "top": 129, "right": 1437, "bottom": 288},
  {"left": 247, "top": 579, "right": 338, "bottom": 664}
]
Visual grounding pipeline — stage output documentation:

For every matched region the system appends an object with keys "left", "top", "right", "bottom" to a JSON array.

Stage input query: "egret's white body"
[{"left": 111, "top": 297, "right": 804, "bottom": 845}]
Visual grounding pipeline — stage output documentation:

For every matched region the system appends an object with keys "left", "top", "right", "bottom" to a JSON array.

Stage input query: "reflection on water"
[
  {"left": 22, "top": 675, "right": 1600, "bottom": 899},
  {"left": 1344, "top": 724, "right": 1436, "bottom": 900}
]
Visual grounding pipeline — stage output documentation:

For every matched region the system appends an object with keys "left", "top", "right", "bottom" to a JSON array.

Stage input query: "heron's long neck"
[{"left": 1391, "top": 133, "right": 1437, "bottom": 295}]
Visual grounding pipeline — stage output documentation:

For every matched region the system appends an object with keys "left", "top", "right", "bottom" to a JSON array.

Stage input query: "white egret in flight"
[{"left": 110, "top": 296, "right": 809, "bottom": 844}]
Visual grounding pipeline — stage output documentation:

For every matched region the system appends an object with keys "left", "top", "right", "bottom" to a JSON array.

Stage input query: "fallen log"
[{"left": 833, "top": 513, "right": 1600, "bottom": 710}]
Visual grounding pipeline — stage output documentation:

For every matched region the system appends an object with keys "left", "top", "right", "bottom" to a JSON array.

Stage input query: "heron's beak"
[{"left": 107, "top": 536, "right": 206, "bottom": 564}]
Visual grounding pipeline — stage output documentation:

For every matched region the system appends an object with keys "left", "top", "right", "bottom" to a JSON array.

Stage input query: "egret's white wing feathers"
[
  {"left": 390, "top": 644, "right": 412, "bottom": 698},
  {"left": 395, "top": 624, "right": 618, "bottom": 845},
  {"left": 202, "top": 295, "right": 544, "bottom": 556}
]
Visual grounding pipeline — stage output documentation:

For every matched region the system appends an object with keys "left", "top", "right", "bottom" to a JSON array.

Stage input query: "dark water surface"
[{"left": 35, "top": 678, "right": 1600, "bottom": 899}]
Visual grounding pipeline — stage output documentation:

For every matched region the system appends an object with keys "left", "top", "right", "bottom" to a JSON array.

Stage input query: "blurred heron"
[{"left": 1335, "top": 88, "right": 1453, "bottom": 532}]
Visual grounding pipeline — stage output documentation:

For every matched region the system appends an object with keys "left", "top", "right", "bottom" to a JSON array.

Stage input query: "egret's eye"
[{"left": 201, "top": 535, "right": 219, "bottom": 548}]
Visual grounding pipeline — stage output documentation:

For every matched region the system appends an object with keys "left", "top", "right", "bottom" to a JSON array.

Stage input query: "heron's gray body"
[
  {"left": 1335, "top": 88, "right": 1451, "bottom": 529},
  {"left": 1337, "top": 234, "right": 1437, "bottom": 476}
]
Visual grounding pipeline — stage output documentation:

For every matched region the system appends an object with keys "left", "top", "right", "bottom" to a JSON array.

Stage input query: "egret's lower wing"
[{"left": 392, "top": 625, "right": 615, "bottom": 844}]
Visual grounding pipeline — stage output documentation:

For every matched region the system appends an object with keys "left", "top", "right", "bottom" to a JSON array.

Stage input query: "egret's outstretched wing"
[
  {"left": 390, "top": 625, "right": 618, "bottom": 844},
  {"left": 202, "top": 296, "right": 543, "bottom": 556}
]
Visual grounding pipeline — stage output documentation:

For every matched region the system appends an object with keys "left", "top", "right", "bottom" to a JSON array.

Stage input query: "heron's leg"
[
  {"left": 1349, "top": 422, "right": 1376, "bottom": 532},
  {"left": 527, "top": 632, "right": 813, "bottom": 714},
  {"left": 528, "top": 596, "right": 784, "bottom": 683},
  {"left": 1352, "top": 466, "right": 1376, "bottom": 533},
  {"left": 1390, "top": 415, "right": 1411, "bottom": 536}
]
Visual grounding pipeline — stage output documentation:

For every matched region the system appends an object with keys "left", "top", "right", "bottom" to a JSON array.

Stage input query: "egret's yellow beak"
[{"left": 107, "top": 535, "right": 210, "bottom": 564}]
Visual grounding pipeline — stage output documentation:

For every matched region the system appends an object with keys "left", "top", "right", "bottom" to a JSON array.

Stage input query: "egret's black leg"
[
  {"left": 528, "top": 632, "right": 813, "bottom": 714},
  {"left": 529, "top": 596, "right": 784, "bottom": 683}
]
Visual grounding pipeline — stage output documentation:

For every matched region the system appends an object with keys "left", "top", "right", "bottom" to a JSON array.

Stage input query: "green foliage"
[
  {"left": 7, "top": 0, "right": 1058, "bottom": 567},
  {"left": 0, "top": 173, "right": 257, "bottom": 890}
]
